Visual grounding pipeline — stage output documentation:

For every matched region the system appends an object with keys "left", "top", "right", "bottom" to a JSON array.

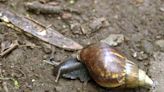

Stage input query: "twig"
[
  {"left": 25, "top": 1, "right": 63, "bottom": 14},
  {"left": 2, "top": 82, "right": 9, "bottom": 92},
  {"left": 19, "top": 45, "right": 40, "bottom": 48},
  {"left": 25, "top": 16, "right": 53, "bottom": 30},
  {"left": 0, "top": 77, "right": 20, "bottom": 89},
  {"left": 0, "top": 77, "right": 10, "bottom": 80},
  {"left": 0, "top": 40, "right": 19, "bottom": 57},
  {"left": 25, "top": 16, "right": 46, "bottom": 28},
  {"left": 42, "top": 60, "right": 60, "bottom": 66},
  {"left": 24, "top": 1, "right": 80, "bottom": 14},
  {"left": 12, "top": 66, "right": 27, "bottom": 79}
]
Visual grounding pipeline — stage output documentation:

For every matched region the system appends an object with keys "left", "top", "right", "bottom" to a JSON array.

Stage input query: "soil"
[{"left": 0, "top": 0, "right": 164, "bottom": 92}]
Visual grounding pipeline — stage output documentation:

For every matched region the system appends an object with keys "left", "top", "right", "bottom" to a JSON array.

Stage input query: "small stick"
[
  {"left": 42, "top": 60, "right": 60, "bottom": 66},
  {"left": 2, "top": 82, "right": 9, "bottom": 92},
  {"left": 42, "top": 59, "right": 61, "bottom": 82},
  {"left": 25, "top": 16, "right": 53, "bottom": 32},
  {"left": 0, "top": 77, "right": 10, "bottom": 80},
  {"left": 0, "top": 40, "right": 19, "bottom": 57},
  {"left": 19, "top": 45, "right": 40, "bottom": 48},
  {"left": 25, "top": 1, "right": 80, "bottom": 14},
  {"left": 25, "top": 16, "right": 46, "bottom": 28},
  {"left": 25, "top": 1, "right": 63, "bottom": 14}
]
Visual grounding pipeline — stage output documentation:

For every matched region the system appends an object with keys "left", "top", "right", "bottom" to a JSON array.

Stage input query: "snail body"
[{"left": 55, "top": 42, "right": 153, "bottom": 88}]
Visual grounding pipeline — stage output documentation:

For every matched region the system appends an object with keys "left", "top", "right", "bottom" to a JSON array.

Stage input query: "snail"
[{"left": 54, "top": 42, "right": 153, "bottom": 88}]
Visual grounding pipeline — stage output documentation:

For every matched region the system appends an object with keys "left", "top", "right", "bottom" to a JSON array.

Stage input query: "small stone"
[
  {"left": 55, "top": 86, "right": 63, "bottom": 92},
  {"left": 89, "top": 17, "right": 109, "bottom": 32},
  {"left": 156, "top": 35, "right": 162, "bottom": 39},
  {"left": 80, "top": 23, "right": 92, "bottom": 35},
  {"left": 135, "top": 0, "right": 144, "bottom": 3},
  {"left": 47, "top": 1, "right": 59, "bottom": 5},
  {"left": 101, "top": 34, "right": 124, "bottom": 46},
  {"left": 41, "top": 43, "right": 52, "bottom": 54},
  {"left": 62, "top": 12, "right": 72, "bottom": 19},
  {"left": 137, "top": 51, "right": 148, "bottom": 61},
  {"left": 69, "top": 0, "right": 75, "bottom": 4},
  {"left": 155, "top": 40, "right": 164, "bottom": 51},
  {"left": 43, "top": 47, "right": 52, "bottom": 54},
  {"left": 131, "top": 33, "right": 143, "bottom": 42},
  {"left": 1, "top": 16, "right": 10, "bottom": 23},
  {"left": 160, "top": 7, "right": 164, "bottom": 12},
  {"left": 25, "top": 40, "right": 37, "bottom": 49},
  {"left": 43, "top": 55, "right": 49, "bottom": 59},
  {"left": 141, "top": 40, "right": 154, "bottom": 55},
  {"left": 32, "top": 79, "right": 35, "bottom": 82},
  {"left": 80, "top": 25, "right": 88, "bottom": 34},
  {"left": 113, "top": 15, "right": 119, "bottom": 19},
  {"left": 39, "top": 0, "right": 50, "bottom": 3},
  {"left": 1, "top": 40, "right": 12, "bottom": 52},
  {"left": 62, "top": 24, "right": 67, "bottom": 29},
  {"left": 70, "top": 23, "right": 82, "bottom": 35},
  {"left": 132, "top": 52, "right": 137, "bottom": 58}
]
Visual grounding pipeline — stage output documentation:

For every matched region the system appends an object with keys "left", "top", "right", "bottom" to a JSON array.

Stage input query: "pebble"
[
  {"left": 135, "top": 0, "right": 144, "bottom": 3},
  {"left": 101, "top": 34, "right": 124, "bottom": 46},
  {"left": 137, "top": 51, "right": 148, "bottom": 61},
  {"left": 69, "top": 0, "right": 76, "bottom": 4},
  {"left": 160, "top": 7, "right": 164, "bottom": 12},
  {"left": 41, "top": 43, "right": 52, "bottom": 54},
  {"left": 89, "top": 17, "right": 109, "bottom": 32},
  {"left": 70, "top": 23, "right": 82, "bottom": 35},
  {"left": 0, "top": 40, "right": 12, "bottom": 52},
  {"left": 32, "top": 79, "right": 35, "bottom": 82},
  {"left": 62, "top": 12, "right": 72, "bottom": 19},
  {"left": 131, "top": 33, "right": 143, "bottom": 42},
  {"left": 141, "top": 40, "right": 154, "bottom": 54},
  {"left": 155, "top": 40, "right": 164, "bottom": 51}
]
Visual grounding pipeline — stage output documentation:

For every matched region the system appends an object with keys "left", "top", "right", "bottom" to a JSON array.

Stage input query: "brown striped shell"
[
  {"left": 79, "top": 42, "right": 126, "bottom": 87},
  {"left": 79, "top": 42, "right": 153, "bottom": 88}
]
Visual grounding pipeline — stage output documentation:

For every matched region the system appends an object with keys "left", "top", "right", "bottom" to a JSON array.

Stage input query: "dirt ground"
[{"left": 0, "top": 0, "right": 164, "bottom": 92}]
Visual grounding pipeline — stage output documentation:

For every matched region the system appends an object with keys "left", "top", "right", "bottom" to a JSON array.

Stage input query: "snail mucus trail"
[{"left": 54, "top": 42, "right": 153, "bottom": 88}]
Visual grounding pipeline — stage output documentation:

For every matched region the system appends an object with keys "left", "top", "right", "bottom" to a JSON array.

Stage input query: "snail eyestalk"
[
  {"left": 54, "top": 57, "right": 84, "bottom": 83},
  {"left": 55, "top": 68, "right": 61, "bottom": 83}
]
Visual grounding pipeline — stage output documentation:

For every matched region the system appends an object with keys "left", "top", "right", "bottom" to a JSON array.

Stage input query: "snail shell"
[{"left": 78, "top": 42, "right": 153, "bottom": 88}]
